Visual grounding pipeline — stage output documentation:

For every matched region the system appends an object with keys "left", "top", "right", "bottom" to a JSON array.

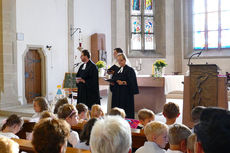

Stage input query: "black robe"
[
  {"left": 110, "top": 65, "right": 139, "bottom": 118},
  {"left": 76, "top": 60, "right": 100, "bottom": 108}
]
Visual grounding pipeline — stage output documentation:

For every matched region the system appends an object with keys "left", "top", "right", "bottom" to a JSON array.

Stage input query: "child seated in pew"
[
  {"left": 109, "top": 107, "right": 126, "bottom": 118},
  {"left": 91, "top": 104, "right": 104, "bottom": 119},
  {"left": 76, "top": 103, "right": 89, "bottom": 122},
  {"left": 27, "top": 111, "right": 56, "bottom": 140},
  {"left": 76, "top": 118, "right": 98, "bottom": 150},
  {"left": 40, "top": 111, "right": 56, "bottom": 120},
  {"left": 0, "top": 114, "right": 24, "bottom": 139},
  {"left": 53, "top": 97, "right": 69, "bottom": 114},
  {"left": 166, "top": 124, "right": 192, "bottom": 153},
  {"left": 137, "top": 109, "right": 155, "bottom": 129},
  {"left": 58, "top": 104, "right": 80, "bottom": 148},
  {"left": 163, "top": 102, "right": 180, "bottom": 126},
  {"left": 31, "top": 97, "right": 50, "bottom": 122},
  {"left": 187, "top": 133, "right": 196, "bottom": 153},
  {"left": 135, "top": 121, "right": 168, "bottom": 153},
  {"left": 32, "top": 118, "right": 70, "bottom": 153},
  {"left": 0, "top": 137, "right": 19, "bottom": 153}
]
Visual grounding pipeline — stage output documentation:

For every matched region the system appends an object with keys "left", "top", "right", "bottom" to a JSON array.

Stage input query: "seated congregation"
[{"left": 0, "top": 96, "right": 230, "bottom": 153}]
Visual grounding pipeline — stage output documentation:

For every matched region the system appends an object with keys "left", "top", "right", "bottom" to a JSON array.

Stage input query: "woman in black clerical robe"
[
  {"left": 110, "top": 53, "right": 139, "bottom": 118},
  {"left": 76, "top": 50, "right": 100, "bottom": 108}
]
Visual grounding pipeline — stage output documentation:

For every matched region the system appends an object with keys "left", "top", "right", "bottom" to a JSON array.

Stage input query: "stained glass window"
[
  {"left": 193, "top": 0, "right": 230, "bottom": 50},
  {"left": 130, "top": 0, "right": 155, "bottom": 51}
]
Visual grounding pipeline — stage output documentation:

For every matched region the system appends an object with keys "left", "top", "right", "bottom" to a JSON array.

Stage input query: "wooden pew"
[
  {"left": 12, "top": 138, "right": 90, "bottom": 153},
  {"left": 17, "top": 120, "right": 36, "bottom": 139},
  {"left": 71, "top": 124, "right": 147, "bottom": 149},
  {"left": 17, "top": 121, "right": 146, "bottom": 150}
]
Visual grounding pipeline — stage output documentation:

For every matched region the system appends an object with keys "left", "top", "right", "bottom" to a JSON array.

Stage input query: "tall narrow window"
[
  {"left": 129, "top": 0, "right": 155, "bottom": 52},
  {"left": 193, "top": 0, "right": 230, "bottom": 50}
]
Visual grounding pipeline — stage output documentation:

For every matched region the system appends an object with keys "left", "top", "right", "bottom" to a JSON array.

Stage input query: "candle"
[
  {"left": 79, "top": 42, "right": 82, "bottom": 47},
  {"left": 139, "top": 58, "right": 142, "bottom": 64}
]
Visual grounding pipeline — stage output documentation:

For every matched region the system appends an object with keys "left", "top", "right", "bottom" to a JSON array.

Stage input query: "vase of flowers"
[
  {"left": 96, "top": 60, "right": 106, "bottom": 77},
  {"left": 153, "top": 59, "right": 167, "bottom": 77}
]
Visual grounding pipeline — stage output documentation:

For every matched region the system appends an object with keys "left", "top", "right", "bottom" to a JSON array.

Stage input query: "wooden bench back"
[{"left": 12, "top": 138, "right": 90, "bottom": 153}]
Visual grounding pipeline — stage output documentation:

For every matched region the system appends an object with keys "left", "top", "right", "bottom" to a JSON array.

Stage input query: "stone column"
[{"left": 0, "top": 0, "right": 18, "bottom": 108}]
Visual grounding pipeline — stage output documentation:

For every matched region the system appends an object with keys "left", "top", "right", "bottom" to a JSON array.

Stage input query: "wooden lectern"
[{"left": 183, "top": 64, "right": 228, "bottom": 128}]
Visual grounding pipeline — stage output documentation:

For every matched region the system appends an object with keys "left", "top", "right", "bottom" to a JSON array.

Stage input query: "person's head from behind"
[
  {"left": 113, "top": 48, "right": 123, "bottom": 58},
  {"left": 191, "top": 106, "right": 205, "bottom": 125},
  {"left": 40, "top": 111, "right": 56, "bottom": 120},
  {"left": 163, "top": 102, "right": 180, "bottom": 125},
  {"left": 32, "top": 118, "right": 70, "bottom": 153},
  {"left": 90, "top": 116, "right": 132, "bottom": 153},
  {"left": 187, "top": 133, "right": 196, "bottom": 153},
  {"left": 54, "top": 97, "right": 68, "bottom": 114},
  {"left": 138, "top": 108, "right": 155, "bottom": 126},
  {"left": 76, "top": 103, "right": 88, "bottom": 120},
  {"left": 33, "top": 97, "right": 49, "bottom": 113},
  {"left": 58, "top": 104, "right": 78, "bottom": 126},
  {"left": 1, "top": 114, "right": 24, "bottom": 134},
  {"left": 117, "top": 53, "right": 126, "bottom": 67},
  {"left": 194, "top": 107, "right": 230, "bottom": 153},
  {"left": 81, "top": 50, "right": 90, "bottom": 62},
  {"left": 0, "top": 137, "right": 19, "bottom": 153},
  {"left": 144, "top": 121, "right": 168, "bottom": 148},
  {"left": 109, "top": 107, "right": 126, "bottom": 118},
  {"left": 168, "top": 124, "right": 192, "bottom": 153},
  {"left": 91, "top": 104, "right": 104, "bottom": 119},
  {"left": 80, "top": 118, "right": 98, "bottom": 145}
]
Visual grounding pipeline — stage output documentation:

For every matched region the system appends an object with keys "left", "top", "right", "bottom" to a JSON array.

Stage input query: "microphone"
[{"left": 74, "top": 62, "right": 82, "bottom": 68}]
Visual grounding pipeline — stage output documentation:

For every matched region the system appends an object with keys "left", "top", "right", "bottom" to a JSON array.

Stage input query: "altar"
[{"left": 99, "top": 75, "right": 169, "bottom": 114}]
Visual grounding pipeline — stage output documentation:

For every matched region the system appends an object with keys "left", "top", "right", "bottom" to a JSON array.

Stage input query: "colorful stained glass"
[
  {"left": 207, "top": 12, "right": 218, "bottom": 30},
  {"left": 221, "top": 11, "right": 230, "bottom": 29},
  {"left": 145, "top": 0, "right": 152, "bottom": 10},
  {"left": 221, "top": 30, "right": 230, "bottom": 48},
  {"left": 207, "top": 0, "right": 218, "bottom": 12},
  {"left": 208, "top": 31, "right": 218, "bottom": 48},
  {"left": 221, "top": 0, "right": 230, "bottom": 11},
  {"left": 131, "top": 34, "right": 141, "bottom": 50},
  {"left": 132, "top": 0, "right": 140, "bottom": 11},
  {"left": 145, "top": 34, "right": 155, "bottom": 50},
  {"left": 194, "top": 31, "right": 205, "bottom": 49},
  {"left": 145, "top": 17, "right": 153, "bottom": 33},
  {"left": 193, "top": 0, "right": 205, "bottom": 14},
  {"left": 194, "top": 14, "right": 205, "bottom": 31},
  {"left": 131, "top": 17, "right": 141, "bottom": 33}
]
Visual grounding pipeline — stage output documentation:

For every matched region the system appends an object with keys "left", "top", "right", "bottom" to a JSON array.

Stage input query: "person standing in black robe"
[
  {"left": 76, "top": 50, "right": 100, "bottom": 108},
  {"left": 110, "top": 53, "right": 139, "bottom": 118}
]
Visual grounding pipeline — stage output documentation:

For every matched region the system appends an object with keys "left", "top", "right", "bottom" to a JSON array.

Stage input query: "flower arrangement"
[
  {"left": 96, "top": 60, "right": 106, "bottom": 69},
  {"left": 153, "top": 59, "right": 167, "bottom": 69},
  {"left": 153, "top": 59, "right": 167, "bottom": 77}
]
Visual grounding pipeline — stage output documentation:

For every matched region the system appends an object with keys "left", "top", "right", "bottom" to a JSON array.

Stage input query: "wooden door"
[{"left": 25, "top": 50, "right": 41, "bottom": 104}]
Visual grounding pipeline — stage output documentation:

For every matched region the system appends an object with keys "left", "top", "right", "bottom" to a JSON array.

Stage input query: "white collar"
[
  {"left": 166, "top": 149, "right": 183, "bottom": 153},
  {"left": 118, "top": 67, "right": 124, "bottom": 73},
  {"left": 82, "top": 63, "right": 87, "bottom": 70}
]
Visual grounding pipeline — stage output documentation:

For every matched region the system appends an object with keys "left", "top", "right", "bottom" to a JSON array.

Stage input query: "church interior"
[{"left": 0, "top": 0, "right": 230, "bottom": 153}]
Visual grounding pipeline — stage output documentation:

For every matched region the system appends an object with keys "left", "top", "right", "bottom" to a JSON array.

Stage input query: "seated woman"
[
  {"left": 76, "top": 118, "right": 98, "bottom": 150},
  {"left": 110, "top": 53, "right": 139, "bottom": 119},
  {"left": 0, "top": 114, "right": 23, "bottom": 139}
]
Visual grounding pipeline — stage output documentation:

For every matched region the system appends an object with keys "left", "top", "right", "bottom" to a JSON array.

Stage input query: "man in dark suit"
[{"left": 76, "top": 50, "right": 100, "bottom": 108}]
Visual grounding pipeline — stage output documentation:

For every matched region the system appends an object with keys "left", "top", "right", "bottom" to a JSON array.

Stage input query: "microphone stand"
[{"left": 187, "top": 47, "right": 205, "bottom": 66}]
